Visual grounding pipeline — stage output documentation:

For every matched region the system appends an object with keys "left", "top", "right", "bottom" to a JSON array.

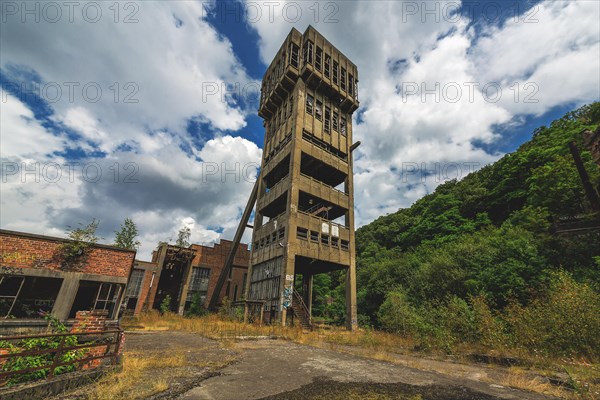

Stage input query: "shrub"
[
  {"left": 471, "top": 295, "right": 509, "bottom": 349},
  {"left": 377, "top": 290, "right": 422, "bottom": 338},
  {"left": 186, "top": 293, "right": 208, "bottom": 317},
  {"left": 506, "top": 271, "right": 600, "bottom": 359},
  {"left": 160, "top": 295, "right": 172, "bottom": 315}
]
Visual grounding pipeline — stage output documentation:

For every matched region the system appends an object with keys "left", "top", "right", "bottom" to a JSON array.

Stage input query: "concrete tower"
[{"left": 245, "top": 26, "right": 359, "bottom": 330}]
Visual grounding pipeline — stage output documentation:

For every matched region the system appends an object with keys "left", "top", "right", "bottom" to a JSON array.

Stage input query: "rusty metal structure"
[{"left": 228, "top": 26, "right": 361, "bottom": 330}]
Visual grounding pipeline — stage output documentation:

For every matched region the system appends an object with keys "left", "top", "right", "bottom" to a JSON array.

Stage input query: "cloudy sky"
[{"left": 1, "top": 0, "right": 599, "bottom": 259}]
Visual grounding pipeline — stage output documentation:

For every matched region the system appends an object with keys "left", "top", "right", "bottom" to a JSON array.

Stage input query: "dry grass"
[
  {"left": 490, "top": 368, "right": 566, "bottom": 399},
  {"left": 126, "top": 312, "right": 600, "bottom": 399},
  {"left": 86, "top": 352, "right": 186, "bottom": 400}
]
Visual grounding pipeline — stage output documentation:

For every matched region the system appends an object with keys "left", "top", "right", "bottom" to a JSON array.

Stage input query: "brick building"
[
  {"left": 123, "top": 240, "right": 249, "bottom": 316},
  {"left": 0, "top": 229, "right": 136, "bottom": 332}
]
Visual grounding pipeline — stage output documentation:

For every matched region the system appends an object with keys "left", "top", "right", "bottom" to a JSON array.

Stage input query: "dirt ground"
[{"left": 52, "top": 331, "right": 557, "bottom": 400}]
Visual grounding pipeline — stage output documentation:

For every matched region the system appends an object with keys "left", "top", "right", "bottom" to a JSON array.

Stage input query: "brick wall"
[
  {"left": 0, "top": 230, "right": 135, "bottom": 278},
  {"left": 190, "top": 240, "right": 249, "bottom": 306},
  {"left": 134, "top": 268, "right": 158, "bottom": 315},
  {"left": 70, "top": 310, "right": 113, "bottom": 369}
]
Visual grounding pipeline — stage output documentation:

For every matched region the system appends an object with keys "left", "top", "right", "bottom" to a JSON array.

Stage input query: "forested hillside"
[{"left": 315, "top": 103, "right": 600, "bottom": 359}]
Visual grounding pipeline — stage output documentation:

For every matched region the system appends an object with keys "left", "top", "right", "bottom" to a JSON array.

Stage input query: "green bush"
[
  {"left": 377, "top": 290, "right": 423, "bottom": 339},
  {"left": 186, "top": 293, "right": 208, "bottom": 317},
  {"left": 506, "top": 271, "right": 600, "bottom": 359},
  {"left": 160, "top": 295, "right": 172, "bottom": 314}
]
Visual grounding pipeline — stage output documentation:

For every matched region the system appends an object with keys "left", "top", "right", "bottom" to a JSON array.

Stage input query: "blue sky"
[{"left": 1, "top": 0, "right": 599, "bottom": 258}]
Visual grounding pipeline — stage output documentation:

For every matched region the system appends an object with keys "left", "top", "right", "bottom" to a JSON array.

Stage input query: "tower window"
[
  {"left": 324, "top": 106, "right": 331, "bottom": 134},
  {"left": 316, "top": 47, "right": 323, "bottom": 71},
  {"left": 341, "top": 67, "right": 347, "bottom": 91},
  {"left": 303, "top": 40, "right": 314, "bottom": 65},
  {"left": 348, "top": 74, "right": 354, "bottom": 96},
  {"left": 333, "top": 61, "right": 339, "bottom": 84},
  {"left": 324, "top": 54, "right": 331, "bottom": 78},
  {"left": 290, "top": 43, "right": 299, "bottom": 68},
  {"left": 306, "top": 94, "right": 314, "bottom": 115},
  {"left": 297, "top": 227, "right": 308, "bottom": 240},
  {"left": 333, "top": 111, "right": 339, "bottom": 131},
  {"left": 341, "top": 116, "right": 347, "bottom": 136},
  {"left": 315, "top": 100, "right": 323, "bottom": 121},
  {"left": 310, "top": 231, "right": 319, "bottom": 242}
]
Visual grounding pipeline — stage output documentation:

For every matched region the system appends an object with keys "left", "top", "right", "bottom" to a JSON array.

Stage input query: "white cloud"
[
  {"left": 243, "top": 0, "right": 600, "bottom": 226},
  {"left": 0, "top": 2, "right": 266, "bottom": 258},
  {"left": 1, "top": 1, "right": 256, "bottom": 152},
  {"left": 2, "top": 0, "right": 599, "bottom": 258},
  {"left": 0, "top": 90, "right": 66, "bottom": 159}
]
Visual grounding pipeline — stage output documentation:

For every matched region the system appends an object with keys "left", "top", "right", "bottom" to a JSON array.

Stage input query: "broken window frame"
[
  {"left": 324, "top": 106, "right": 331, "bottom": 134},
  {"left": 1, "top": 276, "right": 63, "bottom": 319},
  {"left": 125, "top": 269, "right": 144, "bottom": 298},
  {"left": 348, "top": 73, "right": 354, "bottom": 97},
  {"left": 333, "top": 60, "right": 339, "bottom": 85},
  {"left": 297, "top": 227, "right": 308, "bottom": 240},
  {"left": 341, "top": 67, "right": 347, "bottom": 91},
  {"left": 0, "top": 276, "right": 25, "bottom": 318},
  {"left": 341, "top": 116, "right": 347, "bottom": 136},
  {"left": 310, "top": 230, "right": 319, "bottom": 242},
  {"left": 290, "top": 43, "right": 299, "bottom": 68},
  {"left": 306, "top": 94, "right": 314, "bottom": 115},
  {"left": 324, "top": 54, "right": 331, "bottom": 78},
  {"left": 94, "top": 283, "right": 123, "bottom": 313},
  {"left": 315, "top": 46, "right": 323, "bottom": 71},
  {"left": 315, "top": 99, "right": 323, "bottom": 121},
  {"left": 332, "top": 111, "right": 339, "bottom": 131}
]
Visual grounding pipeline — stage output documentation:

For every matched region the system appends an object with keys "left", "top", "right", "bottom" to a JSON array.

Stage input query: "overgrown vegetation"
[
  {"left": 312, "top": 103, "right": 600, "bottom": 362},
  {"left": 176, "top": 226, "right": 191, "bottom": 247},
  {"left": 159, "top": 295, "right": 172, "bottom": 314},
  {"left": 0, "top": 314, "right": 88, "bottom": 386},
  {"left": 57, "top": 219, "right": 101, "bottom": 266}
]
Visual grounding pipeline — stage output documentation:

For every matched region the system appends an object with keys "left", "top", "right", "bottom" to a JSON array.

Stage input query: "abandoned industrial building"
[
  {"left": 122, "top": 240, "right": 249, "bottom": 316},
  {"left": 242, "top": 26, "right": 360, "bottom": 329},
  {"left": 0, "top": 229, "right": 135, "bottom": 333},
  {"left": 1, "top": 26, "right": 360, "bottom": 333},
  {"left": 0, "top": 229, "right": 251, "bottom": 329}
]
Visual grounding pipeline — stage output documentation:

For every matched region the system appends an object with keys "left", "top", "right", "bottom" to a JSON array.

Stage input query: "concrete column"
[
  {"left": 52, "top": 275, "right": 80, "bottom": 320},
  {"left": 178, "top": 260, "right": 195, "bottom": 315},
  {"left": 307, "top": 274, "right": 313, "bottom": 316},
  {"left": 346, "top": 124, "right": 358, "bottom": 331}
]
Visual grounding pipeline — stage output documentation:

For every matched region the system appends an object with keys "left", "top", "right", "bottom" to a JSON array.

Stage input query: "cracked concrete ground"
[{"left": 177, "top": 340, "right": 554, "bottom": 400}]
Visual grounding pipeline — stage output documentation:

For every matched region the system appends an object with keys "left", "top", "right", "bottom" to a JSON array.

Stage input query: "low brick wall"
[{"left": 70, "top": 310, "right": 116, "bottom": 370}]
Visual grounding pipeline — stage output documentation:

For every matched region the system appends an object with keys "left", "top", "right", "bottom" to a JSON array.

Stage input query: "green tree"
[
  {"left": 113, "top": 218, "right": 140, "bottom": 250},
  {"left": 176, "top": 226, "right": 191, "bottom": 247}
]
